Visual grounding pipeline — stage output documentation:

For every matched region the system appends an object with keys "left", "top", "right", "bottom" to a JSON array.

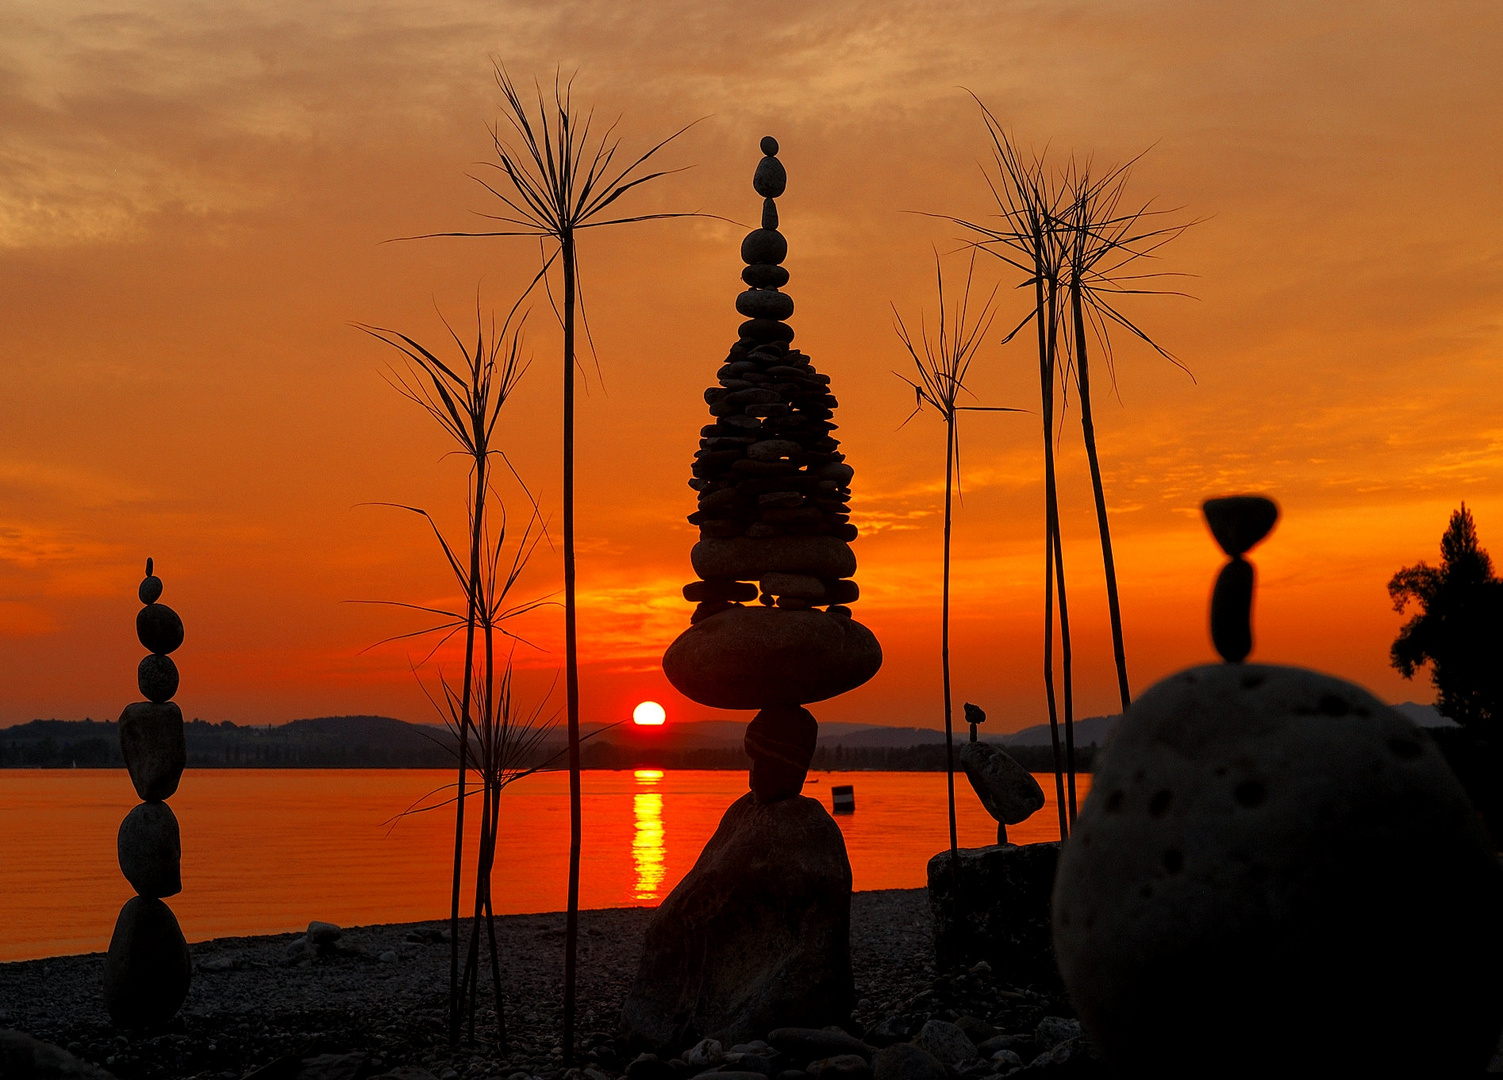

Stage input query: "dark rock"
[
  {"left": 1033, "top": 1019, "right": 1081, "bottom": 1051},
  {"left": 763, "top": 198, "right": 779, "bottom": 231},
  {"left": 759, "top": 573, "right": 825, "bottom": 599},
  {"left": 954, "top": 1017, "right": 998, "bottom": 1045},
  {"left": 662, "top": 607, "right": 882, "bottom": 709},
  {"left": 0, "top": 1029, "right": 118, "bottom": 1078},
  {"left": 136, "top": 653, "right": 179, "bottom": 704},
  {"left": 138, "top": 575, "right": 163, "bottom": 606},
  {"left": 928, "top": 842, "right": 1059, "bottom": 982},
  {"left": 746, "top": 705, "right": 818, "bottom": 802},
  {"left": 749, "top": 440, "right": 805, "bottom": 462},
  {"left": 737, "top": 291, "right": 795, "bottom": 321},
  {"left": 806, "top": 1055, "right": 869, "bottom": 1080},
  {"left": 1209, "top": 557, "right": 1253, "bottom": 662},
  {"left": 760, "top": 136, "right": 779, "bottom": 156},
  {"left": 102, "top": 897, "right": 192, "bottom": 1028},
  {"left": 826, "top": 580, "right": 858, "bottom": 605},
  {"left": 913, "top": 1021, "right": 977, "bottom": 1066},
  {"left": 307, "top": 920, "right": 342, "bottom": 945},
  {"left": 620, "top": 794, "right": 853, "bottom": 1050},
  {"left": 975, "top": 1036, "right": 1025, "bottom": 1058},
  {"left": 863, "top": 1015, "right": 920, "bottom": 1047},
  {"left": 741, "top": 230, "right": 787, "bottom": 266},
  {"left": 117, "top": 800, "right": 181, "bottom": 898},
  {"left": 692, "top": 537, "right": 857, "bottom": 581},
  {"left": 628, "top": 1053, "right": 677, "bottom": 1080},
  {"left": 1201, "top": 495, "right": 1278, "bottom": 556},
  {"left": 767, "top": 1029, "right": 872, "bottom": 1065},
  {"left": 959, "top": 743, "right": 1045, "bottom": 825},
  {"left": 684, "top": 580, "right": 759, "bottom": 603},
  {"left": 293, "top": 1053, "right": 371, "bottom": 1080},
  {"left": 135, "top": 604, "right": 184, "bottom": 655},
  {"left": 814, "top": 463, "right": 853, "bottom": 485},
  {"left": 870, "top": 1044, "right": 945, "bottom": 1080},
  {"left": 743, "top": 265, "right": 790, "bottom": 289},
  {"left": 117, "top": 701, "right": 185, "bottom": 802},
  {"left": 1052, "top": 662, "right": 1503, "bottom": 1078},
  {"left": 754, "top": 157, "right": 787, "bottom": 199}
]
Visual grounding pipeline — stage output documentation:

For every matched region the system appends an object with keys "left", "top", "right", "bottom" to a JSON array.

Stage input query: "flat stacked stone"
[
  {"left": 684, "top": 136, "right": 861, "bottom": 623},
  {"left": 104, "top": 558, "right": 192, "bottom": 1029}
]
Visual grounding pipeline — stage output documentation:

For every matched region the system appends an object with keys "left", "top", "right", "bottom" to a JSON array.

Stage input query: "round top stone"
[
  {"left": 1203, "top": 495, "right": 1278, "bottom": 557},
  {"left": 760, "top": 136, "right": 778, "bottom": 156}
]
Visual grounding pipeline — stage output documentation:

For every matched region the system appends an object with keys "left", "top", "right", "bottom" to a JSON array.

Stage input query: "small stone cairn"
[
  {"left": 1052, "top": 496, "right": 1503, "bottom": 1077},
  {"left": 104, "top": 558, "right": 192, "bottom": 1028},
  {"left": 663, "top": 135, "right": 882, "bottom": 801}
]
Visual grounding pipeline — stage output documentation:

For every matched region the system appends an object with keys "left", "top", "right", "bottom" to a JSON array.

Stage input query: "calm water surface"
[{"left": 0, "top": 768, "right": 1088, "bottom": 962}]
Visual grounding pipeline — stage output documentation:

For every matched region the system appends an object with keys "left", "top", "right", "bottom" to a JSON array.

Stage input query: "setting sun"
[{"left": 632, "top": 701, "right": 667, "bottom": 726}]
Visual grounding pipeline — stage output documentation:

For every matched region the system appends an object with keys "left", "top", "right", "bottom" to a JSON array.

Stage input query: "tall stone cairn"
[
  {"left": 663, "top": 136, "right": 882, "bottom": 801},
  {"left": 104, "top": 558, "right": 192, "bottom": 1028}
]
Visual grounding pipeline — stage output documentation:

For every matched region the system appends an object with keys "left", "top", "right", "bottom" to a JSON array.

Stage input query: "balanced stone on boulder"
[
  {"left": 118, "top": 701, "right": 186, "bottom": 801},
  {"left": 959, "top": 742, "right": 1045, "bottom": 826},
  {"left": 620, "top": 793, "right": 853, "bottom": 1050},
  {"left": 103, "top": 896, "right": 192, "bottom": 1029},
  {"left": 1052, "top": 663, "right": 1503, "bottom": 1077},
  {"left": 663, "top": 607, "right": 881, "bottom": 709},
  {"left": 117, "top": 801, "right": 182, "bottom": 898}
]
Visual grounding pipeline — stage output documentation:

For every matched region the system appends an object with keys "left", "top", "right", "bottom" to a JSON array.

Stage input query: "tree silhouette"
[{"left": 1390, "top": 504, "right": 1503, "bottom": 733}]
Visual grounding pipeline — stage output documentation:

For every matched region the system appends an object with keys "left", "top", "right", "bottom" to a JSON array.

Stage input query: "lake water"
[{"left": 0, "top": 768, "right": 1089, "bottom": 962}]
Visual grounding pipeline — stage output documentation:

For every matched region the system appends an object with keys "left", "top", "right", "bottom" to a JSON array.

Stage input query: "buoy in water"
[{"left": 831, "top": 784, "right": 855, "bottom": 813}]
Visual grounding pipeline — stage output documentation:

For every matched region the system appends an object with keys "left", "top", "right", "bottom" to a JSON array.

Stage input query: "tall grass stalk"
[
  {"left": 359, "top": 303, "right": 551, "bottom": 1044},
  {"left": 403, "top": 67, "right": 699, "bottom": 1062},
  {"left": 895, "top": 251, "right": 1018, "bottom": 916}
]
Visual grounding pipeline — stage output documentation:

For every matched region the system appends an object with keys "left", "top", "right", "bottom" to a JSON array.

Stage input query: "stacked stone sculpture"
[
  {"left": 662, "top": 134, "right": 882, "bottom": 802},
  {"left": 104, "top": 558, "right": 192, "bottom": 1028},
  {"left": 623, "top": 138, "right": 879, "bottom": 1049},
  {"left": 1052, "top": 497, "right": 1503, "bottom": 1077}
]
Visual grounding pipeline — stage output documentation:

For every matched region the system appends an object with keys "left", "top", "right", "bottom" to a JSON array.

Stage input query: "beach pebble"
[
  {"left": 871, "top": 1044, "right": 946, "bottom": 1080},
  {"left": 692, "top": 537, "right": 857, "bottom": 581},
  {"left": 1202, "top": 495, "right": 1278, "bottom": 556},
  {"left": 0, "top": 1030, "right": 115, "bottom": 1080},
  {"left": 1053, "top": 662, "right": 1503, "bottom": 1077},
  {"left": 103, "top": 896, "right": 192, "bottom": 1028},
  {"left": 768, "top": 1030, "right": 872, "bottom": 1065},
  {"left": 737, "top": 290, "right": 794, "bottom": 321},
  {"left": 913, "top": 1021, "right": 978, "bottom": 1066},
  {"left": 295, "top": 1053, "right": 372, "bottom": 1080},
  {"left": 197, "top": 954, "right": 235, "bottom": 972},
  {"left": 627, "top": 1054, "right": 676, "bottom": 1080},
  {"left": 663, "top": 606, "right": 881, "bottom": 709},
  {"left": 621, "top": 794, "right": 852, "bottom": 1050},
  {"left": 118, "top": 701, "right": 186, "bottom": 801},
  {"left": 754, "top": 156, "right": 787, "bottom": 199},
  {"left": 378, "top": 950, "right": 398, "bottom": 963},
  {"left": 743, "top": 264, "right": 790, "bottom": 289},
  {"left": 137, "top": 653, "right": 179, "bottom": 703},
  {"left": 284, "top": 936, "right": 314, "bottom": 963},
  {"left": 308, "top": 920, "right": 342, "bottom": 945},
  {"left": 138, "top": 575, "right": 163, "bottom": 605},
  {"left": 1034, "top": 1018, "right": 1082, "bottom": 1051},
  {"left": 117, "top": 800, "right": 182, "bottom": 898},
  {"left": 135, "top": 603, "right": 184, "bottom": 655},
  {"left": 680, "top": 1040, "right": 722, "bottom": 1069},
  {"left": 806, "top": 1055, "right": 870, "bottom": 1080},
  {"left": 741, "top": 229, "right": 787, "bottom": 266},
  {"left": 959, "top": 742, "right": 1045, "bottom": 825}
]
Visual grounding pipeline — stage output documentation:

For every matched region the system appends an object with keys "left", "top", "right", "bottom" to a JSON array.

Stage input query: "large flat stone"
[
  {"left": 663, "top": 608, "right": 881, "bottom": 709},
  {"left": 620, "top": 794, "right": 853, "bottom": 1050},
  {"left": 691, "top": 537, "right": 856, "bottom": 582}
]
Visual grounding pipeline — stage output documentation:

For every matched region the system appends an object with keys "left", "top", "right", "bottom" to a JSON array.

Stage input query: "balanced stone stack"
[
  {"left": 663, "top": 135, "right": 882, "bottom": 802},
  {"left": 623, "top": 139, "right": 881, "bottom": 1049},
  {"left": 104, "top": 558, "right": 192, "bottom": 1028}
]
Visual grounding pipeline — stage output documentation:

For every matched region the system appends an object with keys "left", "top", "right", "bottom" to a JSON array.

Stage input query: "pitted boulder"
[
  {"left": 1053, "top": 663, "right": 1503, "bottom": 1078},
  {"left": 663, "top": 607, "right": 881, "bottom": 709},
  {"left": 621, "top": 794, "right": 853, "bottom": 1050},
  {"left": 118, "top": 701, "right": 186, "bottom": 801}
]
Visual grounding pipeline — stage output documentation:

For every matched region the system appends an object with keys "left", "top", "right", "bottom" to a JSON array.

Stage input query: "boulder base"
[
  {"left": 103, "top": 896, "right": 192, "bottom": 1028},
  {"left": 1052, "top": 663, "right": 1503, "bottom": 1078},
  {"left": 621, "top": 794, "right": 854, "bottom": 1050},
  {"left": 927, "top": 843, "right": 1059, "bottom": 984},
  {"left": 663, "top": 607, "right": 881, "bottom": 709}
]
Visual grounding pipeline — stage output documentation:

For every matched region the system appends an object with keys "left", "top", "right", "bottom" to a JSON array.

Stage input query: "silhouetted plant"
[
  {"left": 359, "top": 301, "right": 552, "bottom": 1045},
  {"left": 894, "top": 249, "right": 1018, "bottom": 908},
  {"left": 403, "top": 67, "right": 700, "bottom": 1062},
  {"left": 1390, "top": 504, "right": 1503, "bottom": 732}
]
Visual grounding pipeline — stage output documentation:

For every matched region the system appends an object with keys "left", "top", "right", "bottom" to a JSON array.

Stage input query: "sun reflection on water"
[{"left": 632, "top": 769, "right": 666, "bottom": 901}]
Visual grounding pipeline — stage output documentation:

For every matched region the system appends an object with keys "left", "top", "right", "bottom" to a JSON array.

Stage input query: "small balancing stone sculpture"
[
  {"left": 623, "top": 138, "right": 878, "bottom": 1050},
  {"left": 104, "top": 558, "right": 192, "bottom": 1028},
  {"left": 958, "top": 701, "right": 1045, "bottom": 844},
  {"left": 1052, "top": 497, "right": 1503, "bottom": 1078}
]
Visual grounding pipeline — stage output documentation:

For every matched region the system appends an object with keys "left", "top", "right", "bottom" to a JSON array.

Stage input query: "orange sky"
[{"left": 1, "top": 2, "right": 1500, "bottom": 733}]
